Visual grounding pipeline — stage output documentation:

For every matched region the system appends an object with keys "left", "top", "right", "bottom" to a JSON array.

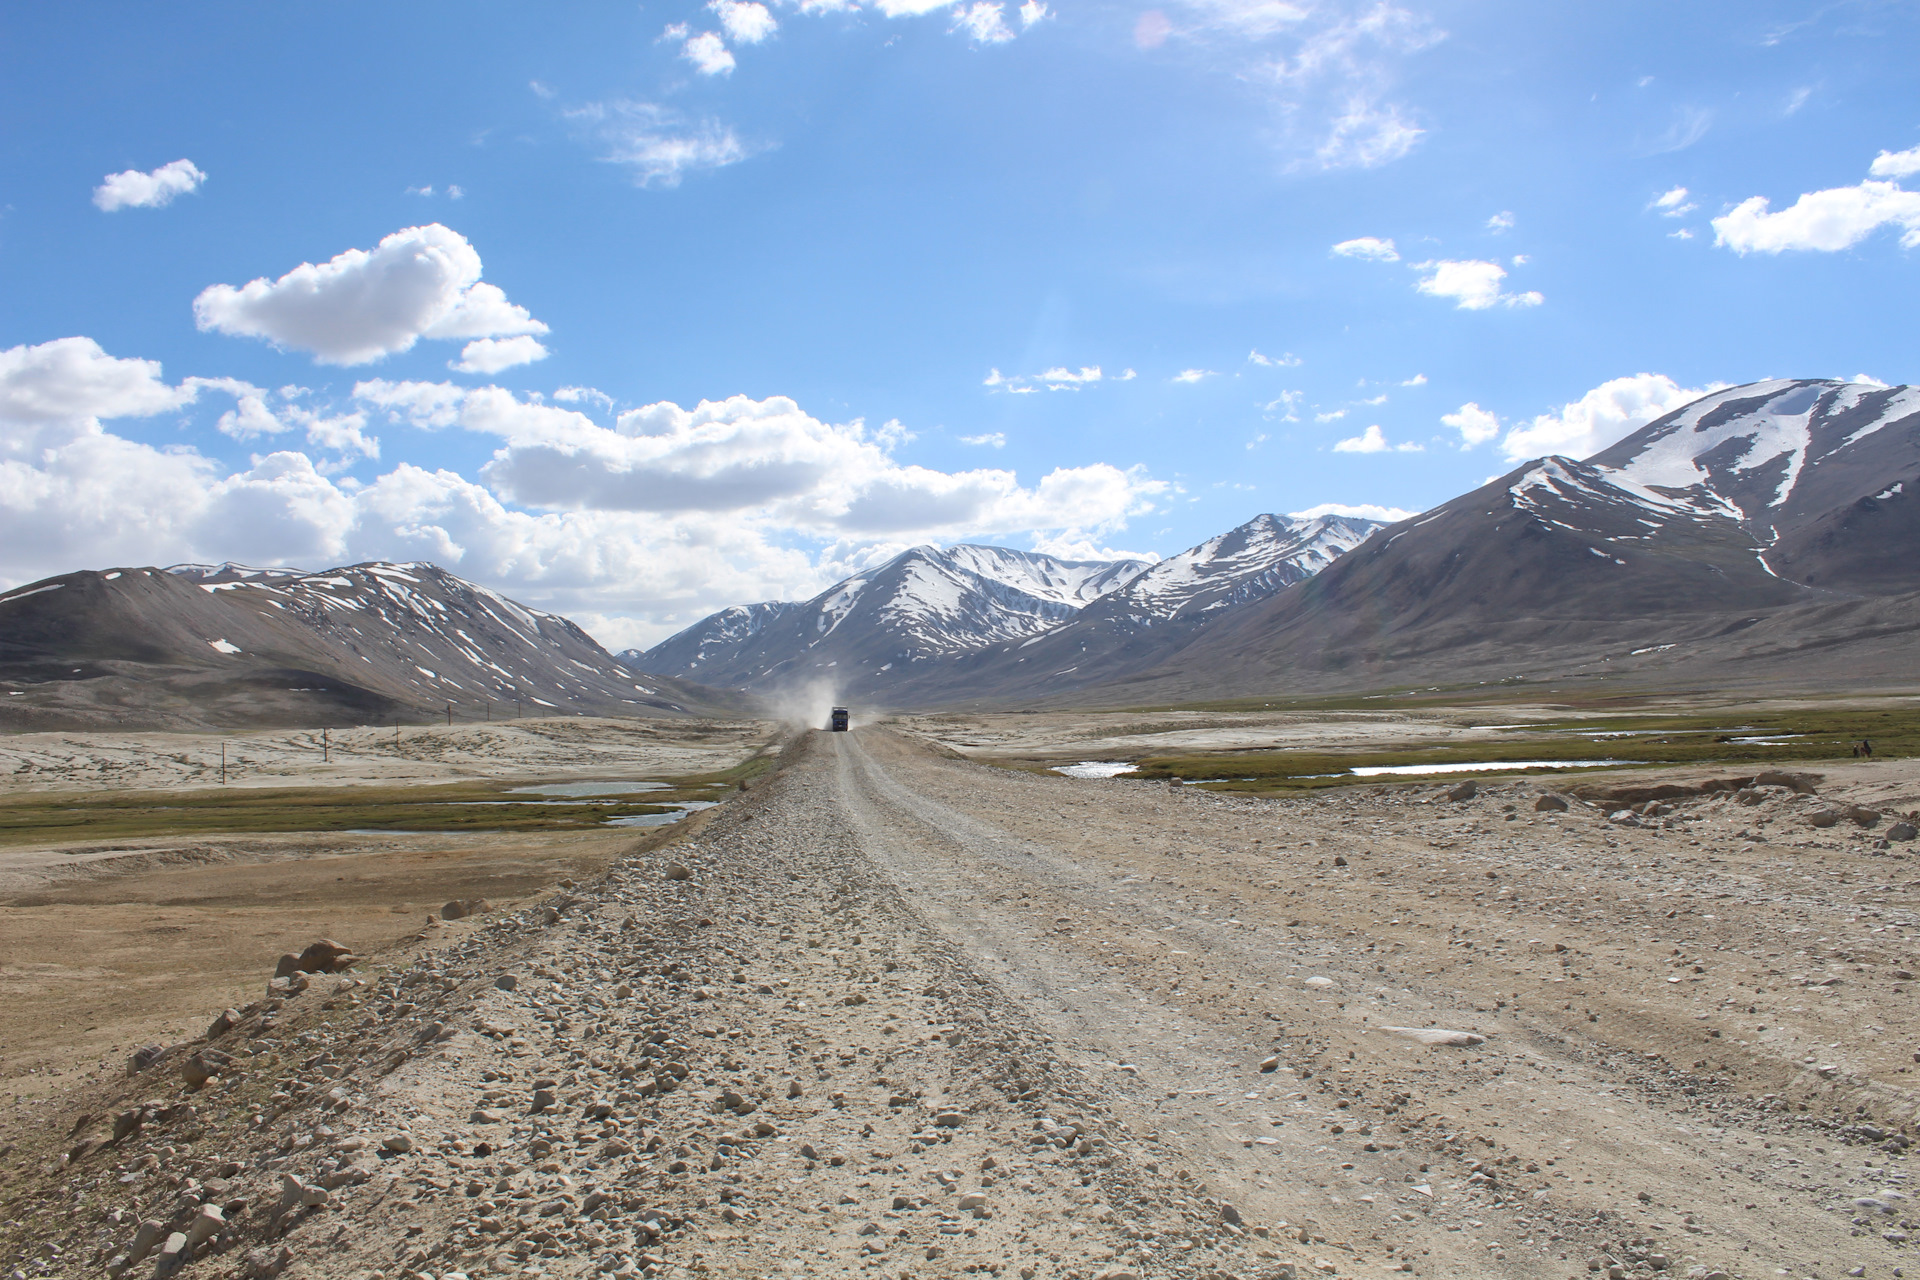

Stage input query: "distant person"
[{"left": 1863, "top": 739, "right": 1874, "bottom": 759}]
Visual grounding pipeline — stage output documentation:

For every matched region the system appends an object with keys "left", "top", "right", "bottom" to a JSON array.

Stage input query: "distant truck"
[{"left": 829, "top": 706, "right": 850, "bottom": 732}]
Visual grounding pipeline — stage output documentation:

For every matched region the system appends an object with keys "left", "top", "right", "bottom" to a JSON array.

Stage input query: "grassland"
[
  {"left": 1125, "top": 706, "right": 1920, "bottom": 792},
  {"left": 0, "top": 752, "right": 776, "bottom": 847}
]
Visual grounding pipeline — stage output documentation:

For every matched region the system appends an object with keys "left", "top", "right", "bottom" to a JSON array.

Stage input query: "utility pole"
[
  {"left": 394, "top": 719, "right": 400, "bottom": 749},
  {"left": 445, "top": 702, "right": 452, "bottom": 727},
  {"left": 220, "top": 742, "right": 226, "bottom": 786},
  {"left": 322, "top": 727, "right": 329, "bottom": 764}
]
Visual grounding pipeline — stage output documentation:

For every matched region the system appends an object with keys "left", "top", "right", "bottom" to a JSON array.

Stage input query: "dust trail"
[{"left": 768, "top": 678, "right": 844, "bottom": 732}]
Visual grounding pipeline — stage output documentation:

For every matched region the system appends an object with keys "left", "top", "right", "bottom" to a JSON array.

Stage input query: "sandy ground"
[
  {"left": 0, "top": 830, "right": 643, "bottom": 1095},
  {"left": 8, "top": 723, "right": 1920, "bottom": 1280},
  {"left": 0, "top": 716, "right": 777, "bottom": 794}
]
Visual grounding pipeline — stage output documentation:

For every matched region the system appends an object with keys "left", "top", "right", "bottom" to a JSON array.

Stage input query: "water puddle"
[
  {"left": 1348, "top": 759, "right": 1627, "bottom": 777},
  {"left": 1051, "top": 761, "right": 1140, "bottom": 779},
  {"left": 506, "top": 781, "right": 670, "bottom": 797}
]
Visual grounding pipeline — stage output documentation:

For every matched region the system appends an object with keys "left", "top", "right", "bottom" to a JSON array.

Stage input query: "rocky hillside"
[
  {"left": 0, "top": 561, "right": 747, "bottom": 731},
  {"left": 1102, "top": 378, "right": 1920, "bottom": 702}
]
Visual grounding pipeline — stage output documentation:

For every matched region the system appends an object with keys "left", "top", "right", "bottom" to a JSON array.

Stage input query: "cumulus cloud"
[
  {"left": 1412, "top": 258, "right": 1543, "bottom": 310},
  {"left": 213, "top": 389, "right": 379, "bottom": 460},
  {"left": 567, "top": 99, "right": 752, "bottom": 188},
  {"left": 0, "top": 338, "right": 1170, "bottom": 648},
  {"left": 1713, "top": 179, "right": 1920, "bottom": 254},
  {"left": 451, "top": 336, "right": 551, "bottom": 375},
  {"left": 1289, "top": 500, "right": 1417, "bottom": 522},
  {"left": 711, "top": 0, "right": 777, "bottom": 42},
  {"left": 93, "top": 159, "right": 206, "bottom": 211},
  {"left": 1331, "top": 424, "right": 1420, "bottom": 453},
  {"left": 1400, "top": 373, "right": 1426, "bottom": 386},
  {"left": 1485, "top": 210, "right": 1515, "bottom": 233},
  {"left": 1019, "top": 0, "right": 1049, "bottom": 25},
  {"left": 958, "top": 432, "right": 1006, "bottom": 447},
  {"left": 1497, "top": 372, "right": 1721, "bottom": 463},
  {"left": 193, "top": 224, "right": 549, "bottom": 366},
  {"left": 1172, "top": 368, "right": 1217, "bottom": 383},
  {"left": 681, "top": 31, "right": 737, "bottom": 74},
  {"left": 354, "top": 382, "right": 1165, "bottom": 542},
  {"left": 1870, "top": 145, "right": 1920, "bottom": 179},
  {"left": 1332, "top": 235, "right": 1398, "bottom": 261},
  {"left": 1441, "top": 402, "right": 1499, "bottom": 447}
]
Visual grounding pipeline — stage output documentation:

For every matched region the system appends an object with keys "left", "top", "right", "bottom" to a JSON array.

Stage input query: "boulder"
[
  {"left": 440, "top": 900, "right": 467, "bottom": 921},
  {"left": 1890, "top": 821, "right": 1918, "bottom": 842},
  {"left": 294, "top": 939, "right": 357, "bottom": 973},
  {"left": 1809, "top": 810, "right": 1841, "bottom": 829},
  {"left": 1754, "top": 770, "right": 1819, "bottom": 794},
  {"left": 1533, "top": 793, "right": 1570, "bottom": 812},
  {"left": 664, "top": 863, "right": 694, "bottom": 881},
  {"left": 1446, "top": 780, "right": 1478, "bottom": 802},
  {"left": 207, "top": 1008, "right": 241, "bottom": 1039}
]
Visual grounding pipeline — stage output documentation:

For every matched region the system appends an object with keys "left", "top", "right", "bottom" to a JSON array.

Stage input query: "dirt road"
[
  {"left": 829, "top": 730, "right": 1919, "bottom": 1278},
  {"left": 6, "top": 727, "right": 1918, "bottom": 1280}
]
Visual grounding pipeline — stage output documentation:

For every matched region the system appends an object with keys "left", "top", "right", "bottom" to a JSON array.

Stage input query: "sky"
[{"left": 2, "top": 1, "right": 1917, "bottom": 650}]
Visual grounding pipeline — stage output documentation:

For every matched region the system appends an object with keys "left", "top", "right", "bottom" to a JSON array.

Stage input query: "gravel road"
[{"left": 6, "top": 726, "right": 1918, "bottom": 1280}]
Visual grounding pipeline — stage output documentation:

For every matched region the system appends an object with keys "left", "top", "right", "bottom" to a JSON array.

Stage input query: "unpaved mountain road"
[
  {"left": 835, "top": 729, "right": 1920, "bottom": 1279},
  {"left": 7, "top": 727, "right": 1918, "bottom": 1280}
]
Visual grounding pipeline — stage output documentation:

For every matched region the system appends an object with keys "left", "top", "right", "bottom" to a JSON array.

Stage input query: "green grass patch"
[
  {"left": 0, "top": 777, "right": 724, "bottom": 847},
  {"left": 1127, "top": 706, "right": 1919, "bottom": 791}
]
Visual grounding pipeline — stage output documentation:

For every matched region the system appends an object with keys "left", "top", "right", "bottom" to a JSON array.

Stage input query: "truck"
[{"left": 829, "top": 706, "right": 850, "bottom": 732}]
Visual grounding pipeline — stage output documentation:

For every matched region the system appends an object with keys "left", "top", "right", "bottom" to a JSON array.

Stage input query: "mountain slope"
[
  {"left": 626, "top": 544, "right": 1149, "bottom": 690},
  {"left": 1091, "top": 378, "right": 1920, "bottom": 702},
  {"left": 0, "top": 561, "right": 747, "bottom": 731}
]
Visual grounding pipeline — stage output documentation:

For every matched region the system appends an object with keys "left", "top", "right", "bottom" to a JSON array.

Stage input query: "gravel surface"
[{"left": 6, "top": 727, "right": 1920, "bottom": 1280}]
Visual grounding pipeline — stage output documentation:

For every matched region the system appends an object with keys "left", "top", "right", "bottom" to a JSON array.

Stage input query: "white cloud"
[
  {"left": 711, "top": 0, "right": 777, "bottom": 42},
  {"left": 1262, "top": 390, "right": 1303, "bottom": 420},
  {"left": 1019, "top": 0, "right": 1049, "bottom": 25},
  {"left": 1650, "top": 186, "right": 1697, "bottom": 217},
  {"left": 682, "top": 31, "right": 737, "bottom": 74},
  {"left": 1485, "top": 210, "right": 1515, "bottom": 233},
  {"left": 1314, "top": 408, "right": 1347, "bottom": 422},
  {"left": 1870, "top": 145, "right": 1920, "bottom": 180},
  {"left": 1441, "top": 401, "right": 1499, "bottom": 447},
  {"left": 1289, "top": 500, "right": 1417, "bottom": 522},
  {"left": 1247, "top": 349, "right": 1302, "bottom": 367},
  {"left": 93, "top": 159, "right": 206, "bottom": 211},
  {"left": 1331, "top": 424, "right": 1419, "bottom": 453},
  {"left": 0, "top": 337, "right": 1170, "bottom": 648},
  {"left": 1497, "top": 372, "right": 1721, "bottom": 463},
  {"left": 1400, "top": 373, "right": 1426, "bottom": 386},
  {"left": 958, "top": 432, "right": 1006, "bottom": 447},
  {"left": 1713, "top": 179, "right": 1920, "bottom": 254},
  {"left": 1669, "top": 228, "right": 1694, "bottom": 241},
  {"left": 1331, "top": 235, "right": 1398, "bottom": 262},
  {"left": 1172, "top": 368, "right": 1217, "bottom": 383},
  {"left": 985, "top": 364, "right": 1113, "bottom": 392},
  {"left": 569, "top": 100, "right": 752, "bottom": 188},
  {"left": 1640, "top": 105, "right": 1712, "bottom": 156},
  {"left": 952, "top": 1, "right": 1016, "bottom": 42},
  {"left": 451, "top": 336, "right": 551, "bottom": 375},
  {"left": 208, "top": 386, "right": 380, "bottom": 461},
  {"left": 193, "top": 224, "right": 548, "bottom": 366},
  {"left": 1412, "top": 258, "right": 1543, "bottom": 310},
  {"left": 355, "top": 383, "right": 1167, "bottom": 541},
  {"left": 554, "top": 385, "right": 615, "bottom": 412}
]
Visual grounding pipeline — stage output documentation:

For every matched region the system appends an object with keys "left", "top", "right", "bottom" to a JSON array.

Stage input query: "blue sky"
[{"left": 2, "top": 1, "right": 1916, "bottom": 647}]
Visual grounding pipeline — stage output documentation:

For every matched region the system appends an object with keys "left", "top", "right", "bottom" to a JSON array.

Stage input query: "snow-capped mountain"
[
  {"left": 1080, "top": 513, "right": 1383, "bottom": 626},
  {"left": 1108, "top": 378, "right": 1920, "bottom": 702},
  {"left": 625, "top": 544, "right": 1150, "bottom": 689},
  {"left": 0, "top": 560, "right": 741, "bottom": 731}
]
